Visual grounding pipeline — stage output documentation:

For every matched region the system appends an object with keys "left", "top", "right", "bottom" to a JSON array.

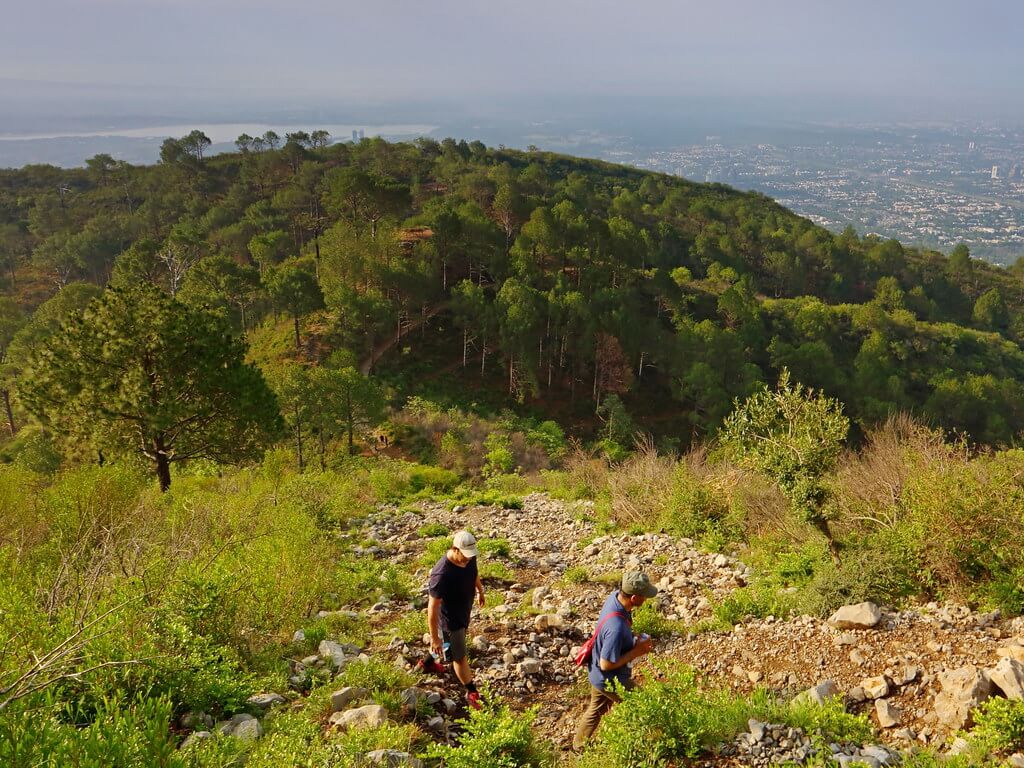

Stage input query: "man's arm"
[
  {"left": 476, "top": 573, "right": 485, "bottom": 607},
  {"left": 598, "top": 636, "right": 652, "bottom": 671},
  {"left": 427, "top": 595, "right": 443, "bottom": 657}
]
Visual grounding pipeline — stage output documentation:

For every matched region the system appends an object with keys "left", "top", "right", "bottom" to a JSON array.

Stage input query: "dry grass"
[{"left": 831, "top": 413, "right": 959, "bottom": 535}]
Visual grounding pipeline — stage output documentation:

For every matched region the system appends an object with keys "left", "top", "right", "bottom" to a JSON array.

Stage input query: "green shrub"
[
  {"left": 659, "top": 464, "right": 735, "bottom": 546},
  {"left": 781, "top": 694, "right": 872, "bottom": 742},
  {"left": 417, "top": 522, "right": 450, "bottom": 537},
  {"left": 408, "top": 464, "right": 460, "bottom": 494},
  {"left": 970, "top": 698, "right": 1024, "bottom": 754},
  {"left": 426, "top": 698, "right": 551, "bottom": 768},
  {"left": 0, "top": 425, "right": 62, "bottom": 474},
  {"left": 0, "top": 693, "right": 183, "bottom": 768},
  {"left": 526, "top": 420, "right": 567, "bottom": 462},
  {"left": 483, "top": 432, "right": 516, "bottom": 477},
  {"left": 333, "top": 557, "right": 413, "bottom": 606},
  {"left": 580, "top": 665, "right": 871, "bottom": 768},
  {"left": 563, "top": 566, "right": 590, "bottom": 584},
  {"left": 579, "top": 666, "right": 749, "bottom": 768},
  {"left": 631, "top": 601, "right": 684, "bottom": 638},
  {"left": 333, "top": 657, "right": 416, "bottom": 714}
]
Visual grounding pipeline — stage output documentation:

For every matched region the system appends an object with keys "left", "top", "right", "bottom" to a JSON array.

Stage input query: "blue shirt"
[{"left": 588, "top": 590, "right": 635, "bottom": 690}]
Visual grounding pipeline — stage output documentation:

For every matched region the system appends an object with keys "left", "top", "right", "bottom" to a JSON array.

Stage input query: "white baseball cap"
[{"left": 452, "top": 530, "right": 479, "bottom": 557}]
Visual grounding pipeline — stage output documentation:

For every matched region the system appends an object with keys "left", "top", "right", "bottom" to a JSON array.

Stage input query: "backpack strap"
[{"left": 588, "top": 610, "right": 630, "bottom": 657}]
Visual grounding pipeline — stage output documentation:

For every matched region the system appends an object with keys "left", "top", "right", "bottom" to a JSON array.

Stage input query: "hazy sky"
[{"left": 4, "top": 0, "right": 1024, "bottom": 121}]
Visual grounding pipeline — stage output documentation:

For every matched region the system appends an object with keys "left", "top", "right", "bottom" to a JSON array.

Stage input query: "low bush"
[
  {"left": 969, "top": 698, "right": 1024, "bottom": 755},
  {"left": 579, "top": 664, "right": 871, "bottom": 768},
  {"left": 426, "top": 698, "right": 552, "bottom": 768}
]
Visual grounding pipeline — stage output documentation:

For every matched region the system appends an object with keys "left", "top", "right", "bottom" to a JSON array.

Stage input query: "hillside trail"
[
  {"left": 313, "top": 493, "right": 1024, "bottom": 763},
  {"left": 358, "top": 300, "right": 452, "bottom": 375}
]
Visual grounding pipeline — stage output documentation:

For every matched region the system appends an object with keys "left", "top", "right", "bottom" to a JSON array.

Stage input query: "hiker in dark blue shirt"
[
  {"left": 418, "top": 530, "right": 486, "bottom": 710},
  {"left": 573, "top": 571, "right": 657, "bottom": 750}
]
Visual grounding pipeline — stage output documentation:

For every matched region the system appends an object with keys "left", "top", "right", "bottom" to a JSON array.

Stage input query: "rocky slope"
[{"left": 184, "top": 493, "right": 1024, "bottom": 765}]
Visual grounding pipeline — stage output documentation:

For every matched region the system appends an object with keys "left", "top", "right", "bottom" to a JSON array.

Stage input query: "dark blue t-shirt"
[
  {"left": 427, "top": 555, "right": 478, "bottom": 632},
  {"left": 588, "top": 590, "right": 635, "bottom": 690}
]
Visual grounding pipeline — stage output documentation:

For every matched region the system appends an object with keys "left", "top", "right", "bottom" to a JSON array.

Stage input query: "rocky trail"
[{"left": 202, "top": 493, "right": 1024, "bottom": 766}]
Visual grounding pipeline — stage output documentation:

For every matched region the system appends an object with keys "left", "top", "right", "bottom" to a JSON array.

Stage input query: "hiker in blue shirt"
[{"left": 573, "top": 571, "right": 658, "bottom": 750}]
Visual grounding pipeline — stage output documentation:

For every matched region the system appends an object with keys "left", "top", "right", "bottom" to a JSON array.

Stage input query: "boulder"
[
  {"left": 216, "top": 713, "right": 263, "bottom": 741},
  {"left": 795, "top": 680, "right": 840, "bottom": 706},
  {"left": 861, "top": 676, "right": 890, "bottom": 700},
  {"left": 329, "top": 704, "right": 388, "bottom": 731},
  {"left": 331, "top": 686, "right": 368, "bottom": 712},
  {"left": 246, "top": 692, "right": 286, "bottom": 711},
  {"left": 998, "top": 644, "right": 1024, "bottom": 664},
  {"left": 933, "top": 665, "right": 993, "bottom": 730},
  {"left": 828, "top": 602, "right": 882, "bottom": 630},
  {"left": 232, "top": 717, "right": 264, "bottom": 742},
  {"left": 180, "top": 730, "right": 212, "bottom": 749},
  {"left": 534, "top": 613, "right": 564, "bottom": 631},
  {"left": 399, "top": 687, "right": 420, "bottom": 714},
  {"left": 989, "top": 657, "right": 1024, "bottom": 700},
  {"left": 876, "top": 699, "right": 901, "bottom": 728},
  {"left": 518, "top": 657, "right": 543, "bottom": 675},
  {"left": 319, "top": 640, "right": 349, "bottom": 668}
]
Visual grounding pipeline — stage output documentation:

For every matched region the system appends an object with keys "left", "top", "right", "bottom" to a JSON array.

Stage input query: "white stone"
[
  {"left": 876, "top": 699, "right": 901, "bottom": 728},
  {"left": 331, "top": 686, "right": 368, "bottom": 712},
  {"left": 861, "top": 676, "right": 890, "bottom": 699},
  {"left": 796, "top": 680, "right": 840, "bottom": 706},
  {"left": 989, "top": 657, "right": 1024, "bottom": 700},
  {"left": 933, "top": 665, "right": 993, "bottom": 730},
  {"left": 329, "top": 704, "right": 388, "bottom": 731},
  {"left": 534, "top": 613, "right": 564, "bottom": 631},
  {"left": 828, "top": 602, "right": 882, "bottom": 630}
]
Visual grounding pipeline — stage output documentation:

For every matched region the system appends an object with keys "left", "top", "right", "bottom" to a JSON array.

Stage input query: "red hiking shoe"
[
  {"left": 466, "top": 690, "right": 482, "bottom": 710},
  {"left": 416, "top": 658, "right": 446, "bottom": 676}
]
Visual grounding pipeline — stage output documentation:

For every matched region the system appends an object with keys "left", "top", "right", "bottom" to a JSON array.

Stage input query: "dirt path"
[
  {"left": 361, "top": 493, "right": 1024, "bottom": 756},
  {"left": 359, "top": 301, "right": 451, "bottom": 375}
]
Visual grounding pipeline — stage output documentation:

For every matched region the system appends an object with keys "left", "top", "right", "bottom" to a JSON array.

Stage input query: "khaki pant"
[{"left": 572, "top": 679, "right": 634, "bottom": 750}]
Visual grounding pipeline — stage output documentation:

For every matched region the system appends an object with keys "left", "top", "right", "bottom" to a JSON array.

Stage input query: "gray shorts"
[{"left": 443, "top": 627, "right": 467, "bottom": 661}]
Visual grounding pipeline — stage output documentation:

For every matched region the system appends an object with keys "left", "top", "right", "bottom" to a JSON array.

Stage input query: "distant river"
[{"left": 0, "top": 123, "right": 438, "bottom": 143}]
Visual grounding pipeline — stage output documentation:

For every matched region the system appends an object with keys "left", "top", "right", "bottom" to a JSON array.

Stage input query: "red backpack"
[{"left": 573, "top": 611, "right": 631, "bottom": 667}]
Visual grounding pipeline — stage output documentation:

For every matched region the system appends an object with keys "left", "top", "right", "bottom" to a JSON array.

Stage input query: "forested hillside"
[
  {"left": 3, "top": 133, "right": 1024, "bottom": 457},
  {"left": 10, "top": 136, "right": 1024, "bottom": 767}
]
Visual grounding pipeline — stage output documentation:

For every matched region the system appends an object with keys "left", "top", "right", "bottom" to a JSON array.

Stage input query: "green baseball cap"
[{"left": 621, "top": 571, "right": 658, "bottom": 598}]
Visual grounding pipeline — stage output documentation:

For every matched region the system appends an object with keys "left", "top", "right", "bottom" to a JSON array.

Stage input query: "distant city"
[
  {"left": 610, "top": 125, "right": 1024, "bottom": 266},
  {"left": 2, "top": 112, "right": 1023, "bottom": 265}
]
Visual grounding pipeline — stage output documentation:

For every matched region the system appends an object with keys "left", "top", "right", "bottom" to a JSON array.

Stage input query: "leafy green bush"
[
  {"left": 526, "top": 420, "right": 567, "bottom": 461},
  {"left": 408, "top": 464, "right": 460, "bottom": 494},
  {"left": 0, "top": 693, "right": 183, "bottom": 768},
  {"left": 483, "top": 432, "right": 516, "bottom": 477},
  {"left": 631, "top": 601, "right": 683, "bottom": 638},
  {"left": 970, "top": 698, "right": 1024, "bottom": 754},
  {"left": 332, "top": 557, "right": 413, "bottom": 606},
  {"left": 580, "top": 665, "right": 871, "bottom": 768},
  {"left": 563, "top": 566, "right": 590, "bottom": 584},
  {"left": 426, "top": 699, "right": 551, "bottom": 768},
  {"left": 333, "top": 657, "right": 417, "bottom": 714},
  {"left": 417, "top": 522, "right": 450, "bottom": 537},
  {"left": 578, "top": 666, "right": 749, "bottom": 767},
  {"left": 659, "top": 464, "right": 735, "bottom": 545}
]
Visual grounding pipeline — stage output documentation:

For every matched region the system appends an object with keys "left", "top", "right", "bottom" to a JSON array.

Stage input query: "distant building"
[
  {"left": 968, "top": 141, "right": 976, "bottom": 151},
  {"left": 991, "top": 165, "right": 1000, "bottom": 180},
  {"left": 351, "top": 129, "right": 358, "bottom": 142},
  {"left": 358, "top": 129, "right": 365, "bottom": 140}
]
